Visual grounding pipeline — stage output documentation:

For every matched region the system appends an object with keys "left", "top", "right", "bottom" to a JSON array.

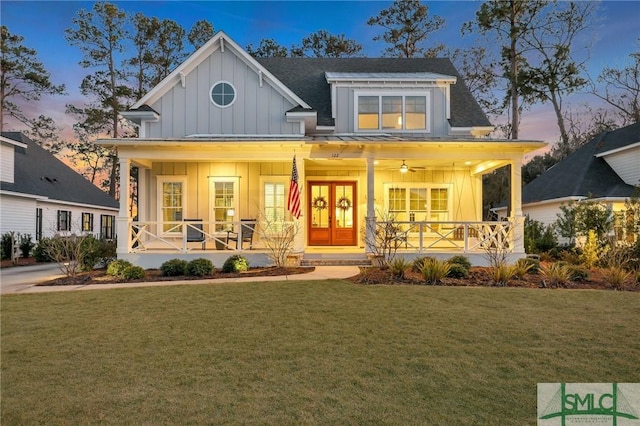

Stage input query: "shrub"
[
  {"left": 420, "top": 258, "right": 450, "bottom": 285},
  {"left": 107, "top": 259, "right": 134, "bottom": 277},
  {"left": 187, "top": 258, "right": 214, "bottom": 276},
  {"left": 412, "top": 256, "right": 436, "bottom": 273},
  {"left": 1, "top": 233, "right": 13, "bottom": 260},
  {"left": 489, "top": 264, "right": 516, "bottom": 287},
  {"left": 513, "top": 259, "right": 534, "bottom": 279},
  {"left": 121, "top": 265, "right": 145, "bottom": 280},
  {"left": 567, "top": 265, "right": 589, "bottom": 282},
  {"left": 33, "top": 238, "right": 54, "bottom": 262},
  {"left": 580, "top": 229, "right": 602, "bottom": 268},
  {"left": 605, "top": 267, "right": 631, "bottom": 290},
  {"left": 80, "top": 237, "right": 117, "bottom": 271},
  {"left": 447, "top": 255, "right": 471, "bottom": 272},
  {"left": 540, "top": 263, "right": 573, "bottom": 288},
  {"left": 389, "top": 257, "right": 411, "bottom": 279},
  {"left": 19, "top": 234, "right": 35, "bottom": 258},
  {"left": 160, "top": 259, "right": 188, "bottom": 276},
  {"left": 447, "top": 263, "right": 469, "bottom": 279},
  {"left": 222, "top": 255, "right": 249, "bottom": 273},
  {"left": 518, "top": 257, "right": 540, "bottom": 274}
]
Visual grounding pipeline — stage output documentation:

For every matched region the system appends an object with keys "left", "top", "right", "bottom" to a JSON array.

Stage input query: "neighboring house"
[
  {"left": 101, "top": 31, "right": 544, "bottom": 268},
  {"left": 0, "top": 132, "right": 119, "bottom": 241},
  {"left": 509, "top": 122, "right": 639, "bottom": 242}
]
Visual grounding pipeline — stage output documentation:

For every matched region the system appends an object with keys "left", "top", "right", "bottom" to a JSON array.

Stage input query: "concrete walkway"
[{"left": 0, "top": 263, "right": 361, "bottom": 295}]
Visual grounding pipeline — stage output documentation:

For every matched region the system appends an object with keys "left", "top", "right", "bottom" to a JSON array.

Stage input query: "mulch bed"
[
  {"left": 38, "top": 266, "right": 316, "bottom": 286},
  {"left": 1, "top": 257, "right": 38, "bottom": 268},
  {"left": 347, "top": 266, "right": 639, "bottom": 291}
]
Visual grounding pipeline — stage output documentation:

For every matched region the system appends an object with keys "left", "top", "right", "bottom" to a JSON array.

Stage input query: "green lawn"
[{"left": 2, "top": 280, "right": 639, "bottom": 425}]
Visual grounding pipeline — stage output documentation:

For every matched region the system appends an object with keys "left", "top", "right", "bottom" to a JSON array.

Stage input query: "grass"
[{"left": 2, "top": 280, "right": 639, "bottom": 425}]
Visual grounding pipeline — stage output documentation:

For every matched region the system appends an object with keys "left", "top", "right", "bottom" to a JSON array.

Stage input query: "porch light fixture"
[
  {"left": 400, "top": 160, "right": 409, "bottom": 173},
  {"left": 227, "top": 208, "right": 235, "bottom": 217}
]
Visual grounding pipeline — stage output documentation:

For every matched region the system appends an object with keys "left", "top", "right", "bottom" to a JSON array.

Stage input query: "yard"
[{"left": 2, "top": 280, "right": 639, "bottom": 424}]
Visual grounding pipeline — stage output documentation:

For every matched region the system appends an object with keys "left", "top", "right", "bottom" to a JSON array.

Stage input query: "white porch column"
[
  {"left": 116, "top": 157, "right": 131, "bottom": 255},
  {"left": 365, "top": 157, "right": 376, "bottom": 253},
  {"left": 510, "top": 158, "right": 525, "bottom": 253},
  {"left": 137, "top": 166, "right": 148, "bottom": 221}
]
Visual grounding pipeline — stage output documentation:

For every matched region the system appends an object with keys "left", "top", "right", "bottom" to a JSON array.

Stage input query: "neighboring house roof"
[
  {"left": 522, "top": 124, "right": 639, "bottom": 204},
  {"left": 256, "top": 57, "right": 492, "bottom": 128},
  {"left": 0, "top": 132, "right": 119, "bottom": 209}
]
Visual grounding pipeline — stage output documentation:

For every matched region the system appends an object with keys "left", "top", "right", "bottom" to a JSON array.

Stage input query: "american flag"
[{"left": 287, "top": 155, "right": 301, "bottom": 219}]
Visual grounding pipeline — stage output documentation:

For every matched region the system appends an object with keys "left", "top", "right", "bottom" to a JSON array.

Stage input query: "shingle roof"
[
  {"left": 0, "top": 132, "right": 119, "bottom": 209},
  {"left": 522, "top": 124, "right": 639, "bottom": 204},
  {"left": 256, "top": 57, "right": 492, "bottom": 128}
]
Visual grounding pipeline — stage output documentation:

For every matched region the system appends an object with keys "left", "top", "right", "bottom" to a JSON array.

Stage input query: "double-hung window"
[
  {"left": 82, "top": 212, "right": 94, "bottom": 232},
  {"left": 57, "top": 210, "right": 72, "bottom": 232},
  {"left": 357, "top": 93, "right": 429, "bottom": 132},
  {"left": 261, "top": 178, "right": 288, "bottom": 232},
  {"left": 157, "top": 176, "right": 186, "bottom": 234},
  {"left": 100, "top": 215, "right": 115, "bottom": 239},
  {"left": 210, "top": 178, "right": 239, "bottom": 232}
]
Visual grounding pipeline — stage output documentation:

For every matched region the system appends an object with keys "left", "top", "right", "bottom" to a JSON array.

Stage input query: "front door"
[{"left": 308, "top": 181, "right": 357, "bottom": 246}]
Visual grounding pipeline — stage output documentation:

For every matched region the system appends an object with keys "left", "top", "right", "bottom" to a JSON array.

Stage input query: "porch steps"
[{"left": 301, "top": 253, "right": 371, "bottom": 267}]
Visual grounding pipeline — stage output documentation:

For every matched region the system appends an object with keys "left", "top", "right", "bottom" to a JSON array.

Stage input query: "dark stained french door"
[{"left": 307, "top": 181, "right": 357, "bottom": 246}]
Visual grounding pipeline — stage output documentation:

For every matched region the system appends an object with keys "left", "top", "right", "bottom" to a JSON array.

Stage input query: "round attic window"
[{"left": 210, "top": 81, "right": 236, "bottom": 107}]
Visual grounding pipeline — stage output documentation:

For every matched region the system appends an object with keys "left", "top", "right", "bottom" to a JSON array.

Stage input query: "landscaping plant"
[
  {"left": 107, "top": 259, "right": 134, "bottom": 277},
  {"left": 540, "top": 262, "right": 573, "bottom": 288},
  {"left": 187, "top": 258, "right": 214, "bottom": 276},
  {"left": 419, "top": 258, "right": 450, "bottom": 285},
  {"left": 222, "top": 255, "right": 249, "bottom": 273},
  {"left": 160, "top": 259, "right": 188, "bottom": 276}
]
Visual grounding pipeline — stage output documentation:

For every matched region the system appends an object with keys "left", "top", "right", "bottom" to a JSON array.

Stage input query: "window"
[
  {"left": 82, "top": 212, "right": 94, "bottom": 232},
  {"left": 57, "top": 210, "right": 71, "bottom": 231},
  {"left": 264, "top": 182, "right": 286, "bottom": 221},
  {"left": 100, "top": 215, "right": 115, "bottom": 239},
  {"left": 385, "top": 184, "right": 450, "bottom": 226},
  {"left": 210, "top": 81, "right": 236, "bottom": 107},
  {"left": 36, "top": 208, "right": 42, "bottom": 240},
  {"left": 211, "top": 179, "right": 237, "bottom": 231},
  {"left": 356, "top": 93, "right": 429, "bottom": 132},
  {"left": 157, "top": 176, "right": 186, "bottom": 233}
]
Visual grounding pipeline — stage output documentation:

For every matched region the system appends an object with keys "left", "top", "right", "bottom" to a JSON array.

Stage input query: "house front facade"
[
  {"left": 102, "top": 31, "right": 544, "bottom": 268},
  {"left": 0, "top": 132, "right": 119, "bottom": 242}
]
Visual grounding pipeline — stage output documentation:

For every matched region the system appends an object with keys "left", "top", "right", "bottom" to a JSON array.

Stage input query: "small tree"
[
  {"left": 258, "top": 215, "right": 301, "bottom": 267},
  {"left": 362, "top": 209, "right": 403, "bottom": 267},
  {"left": 46, "top": 233, "right": 95, "bottom": 280}
]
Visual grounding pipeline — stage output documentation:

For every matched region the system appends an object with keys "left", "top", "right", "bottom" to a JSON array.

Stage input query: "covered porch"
[{"left": 106, "top": 137, "right": 544, "bottom": 269}]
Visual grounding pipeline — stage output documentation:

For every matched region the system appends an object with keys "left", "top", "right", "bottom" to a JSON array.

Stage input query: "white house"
[
  {"left": 519, "top": 122, "right": 639, "bottom": 242},
  {"left": 100, "top": 31, "right": 544, "bottom": 268},
  {"left": 0, "top": 132, "right": 119, "bottom": 242}
]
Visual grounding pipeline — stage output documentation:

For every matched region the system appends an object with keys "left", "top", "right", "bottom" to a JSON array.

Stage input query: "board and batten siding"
[
  {"left": 1, "top": 144, "right": 15, "bottom": 183},
  {"left": 145, "top": 48, "right": 299, "bottom": 138},
  {"left": 602, "top": 146, "right": 640, "bottom": 187},
  {"left": 333, "top": 85, "right": 448, "bottom": 136}
]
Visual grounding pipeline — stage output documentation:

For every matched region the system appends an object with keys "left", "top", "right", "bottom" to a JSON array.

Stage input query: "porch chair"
[
  {"left": 184, "top": 219, "right": 205, "bottom": 249},
  {"left": 227, "top": 219, "right": 256, "bottom": 250}
]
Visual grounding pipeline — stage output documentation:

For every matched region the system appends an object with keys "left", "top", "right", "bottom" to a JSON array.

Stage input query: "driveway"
[{"left": 0, "top": 263, "right": 65, "bottom": 294}]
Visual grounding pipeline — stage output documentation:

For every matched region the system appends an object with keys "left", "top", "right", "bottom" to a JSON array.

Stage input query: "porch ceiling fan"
[{"left": 397, "top": 160, "right": 425, "bottom": 173}]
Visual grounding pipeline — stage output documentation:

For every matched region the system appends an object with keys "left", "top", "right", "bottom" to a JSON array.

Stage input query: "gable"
[
  {"left": 523, "top": 125, "right": 638, "bottom": 204},
  {"left": 128, "top": 32, "right": 311, "bottom": 138}
]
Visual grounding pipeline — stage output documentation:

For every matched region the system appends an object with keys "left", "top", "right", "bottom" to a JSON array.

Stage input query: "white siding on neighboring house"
[
  {"left": 1, "top": 144, "right": 15, "bottom": 183},
  {"left": 602, "top": 146, "right": 640, "bottom": 186},
  {"left": 0, "top": 194, "right": 37, "bottom": 236},
  {"left": 33, "top": 201, "right": 117, "bottom": 239},
  {"left": 145, "top": 48, "right": 299, "bottom": 138},
  {"left": 523, "top": 203, "right": 563, "bottom": 227}
]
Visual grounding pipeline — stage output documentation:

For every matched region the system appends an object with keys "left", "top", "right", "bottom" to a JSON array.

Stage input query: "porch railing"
[
  {"left": 373, "top": 220, "right": 514, "bottom": 253},
  {"left": 123, "top": 219, "right": 514, "bottom": 254},
  {"left": 128, "top": 220, "right": 258, "bottom": 253}
]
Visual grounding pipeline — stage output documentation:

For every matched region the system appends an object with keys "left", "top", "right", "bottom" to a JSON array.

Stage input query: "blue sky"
[{"left": 2, "top": 0, "right": 639, "bottom": 147}]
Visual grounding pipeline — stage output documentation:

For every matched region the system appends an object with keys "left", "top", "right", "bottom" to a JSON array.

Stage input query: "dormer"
[{"left": 325, "top": 72, "right": 457, "bottom": 136}]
